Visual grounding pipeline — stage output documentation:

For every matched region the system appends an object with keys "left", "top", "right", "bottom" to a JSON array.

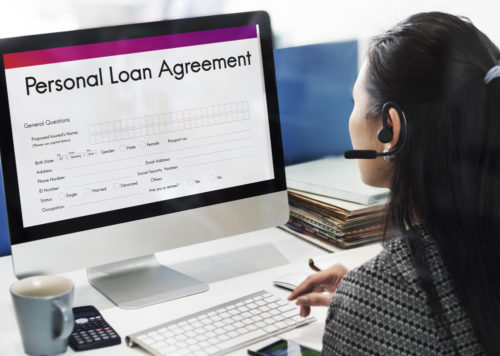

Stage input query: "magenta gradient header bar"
[{"left": 4, "top": 25, "right": 257, "bottom": 69}]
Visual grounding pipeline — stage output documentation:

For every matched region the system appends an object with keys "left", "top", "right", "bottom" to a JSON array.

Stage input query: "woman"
[{"left": 289, "top": 12, "right": 500, "bottom": 355}]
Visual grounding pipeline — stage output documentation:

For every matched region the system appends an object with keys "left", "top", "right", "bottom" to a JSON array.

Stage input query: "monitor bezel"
[{"left": 0, "top": 11, "right": 286, "bottom": 246}]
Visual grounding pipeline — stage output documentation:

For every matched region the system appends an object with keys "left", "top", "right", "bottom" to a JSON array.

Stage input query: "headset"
[{"left": 344, "top": 102, "right": 407, "bottom": 159}]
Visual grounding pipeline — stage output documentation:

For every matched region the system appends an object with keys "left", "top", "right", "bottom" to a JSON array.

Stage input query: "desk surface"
[{"left": 0, "top": 228, "right": 378, "bottom": 355}]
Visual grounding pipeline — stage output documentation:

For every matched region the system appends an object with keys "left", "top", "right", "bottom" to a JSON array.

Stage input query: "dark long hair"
[{"left": 366, "top": 12, "right": 500, "bottom": 354}]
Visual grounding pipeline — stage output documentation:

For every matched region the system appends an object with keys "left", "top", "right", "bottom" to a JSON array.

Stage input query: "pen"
[{"left": 308, "top": 258, "right": 321, "bottom": 272}]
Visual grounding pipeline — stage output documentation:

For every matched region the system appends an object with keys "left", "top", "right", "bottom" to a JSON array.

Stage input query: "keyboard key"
[
  {"left": 176, "top": 341, "right": 188, "bottom": 348},
  {"left": 151, "top": 341, "right": 167, "bottom": 349},
  {"left": 195, "top": 334, "right": 207, "bottom": 342},
  {"left": 284, "top": 309, "right": 299, "bottom": 318},
  {"left": 218, "top": 329, "right": 267, "bottom": 350},
  {"left": 214, "top": 328, "right": 226, "bottom": 335},
  {"left": 192, "top": 321, "right": 204, "bottom": 328},
  {"left": 205, "top": 331, "right": 217, "bottom": 338},
  {"left": 279, "top": 304, "right": 296, "bottom": 312},
  {"left": 275, "top": 321, "right": 288, "bottom": 329},
  {"left": 264, "top": 296, "right": 279, "bottom": 303},
  {"left": 159, "top": 345, "right": 177, "bottom": 354},
  {"left": 273, "top": 315, "right": 285, "bottom": 322},
  {"left": 261, "top": 312, "right": 272, "bottom": 318},
  {"left": 199, "top": 341, "right": 211, "bottom": 348},
  {"left": 233, "top": 321, "right": 245, "bottom": 328},
  {"left": 263, "top": 325, "right": 279, "bottom": 333},
  {"left": 217, "top": 334, "right": 229, "bottom": 342},
  {"left": 189, "top": 344, "right": 201, "bottom": 351},
  {"left": 246, "top": 324, "right": 257, "bottom": 331},
  {"left": 206, "top": 346, "right": 220, "bottom": 354},
  {"left": 255, "top": 321, "right": 266, "bottom": 328}
]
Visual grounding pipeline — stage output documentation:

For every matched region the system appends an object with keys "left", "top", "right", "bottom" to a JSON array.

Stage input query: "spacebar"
[{"left": 217, "top": 329, "right": 268, "bottom": 350}]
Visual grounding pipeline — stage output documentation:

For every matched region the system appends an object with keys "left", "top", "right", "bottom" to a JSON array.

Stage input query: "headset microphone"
[
  {"left": 344, "top": 102, "right": 407, "bottom": 160},
  {"left": 344, "top": 150, "right": 378, "bottom": 159}
]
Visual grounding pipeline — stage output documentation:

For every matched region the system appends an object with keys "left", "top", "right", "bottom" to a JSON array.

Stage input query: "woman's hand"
[{"left": 288, "top": 264, "right": 349, "bottom": 317}]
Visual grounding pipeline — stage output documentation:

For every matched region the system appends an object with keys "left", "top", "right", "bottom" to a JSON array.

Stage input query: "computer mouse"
[{"left": 272, "top": 273, "right": 311, "bottom": 291}]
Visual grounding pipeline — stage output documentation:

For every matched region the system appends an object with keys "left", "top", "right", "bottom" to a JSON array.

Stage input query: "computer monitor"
[{"left": 0, "top": 11, "right": 288, "bottom": 309}]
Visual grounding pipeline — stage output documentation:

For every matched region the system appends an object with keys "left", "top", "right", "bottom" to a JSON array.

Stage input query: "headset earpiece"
[
  {"left": 377, "top": 102, "right": 394, "bottom": 143},
  {"left": 377, "top": 127, "right": 393, "bottom": 143}
]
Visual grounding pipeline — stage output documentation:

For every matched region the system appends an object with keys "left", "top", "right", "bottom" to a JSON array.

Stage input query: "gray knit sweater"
[{"left": 322, "top": 232, "right": 485, "bottom": 355}]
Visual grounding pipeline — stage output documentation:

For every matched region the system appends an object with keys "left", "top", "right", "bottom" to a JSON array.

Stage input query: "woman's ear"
[{"left": 384, "top": 107, "right": 402, "bottom": 151}]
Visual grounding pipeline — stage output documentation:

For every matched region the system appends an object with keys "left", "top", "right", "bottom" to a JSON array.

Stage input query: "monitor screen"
[{"left": 0, "top": 12, "right": 285, "bottom": 246}]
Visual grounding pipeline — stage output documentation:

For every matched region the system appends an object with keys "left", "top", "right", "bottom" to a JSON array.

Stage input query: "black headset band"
[{"left": 378, "top": 101, "right": 407, "bottom": 157}]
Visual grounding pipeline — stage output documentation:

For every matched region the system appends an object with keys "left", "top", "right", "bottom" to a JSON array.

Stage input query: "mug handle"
[{"left": 53, "top": 299, "right": 74, "bottom": 339}]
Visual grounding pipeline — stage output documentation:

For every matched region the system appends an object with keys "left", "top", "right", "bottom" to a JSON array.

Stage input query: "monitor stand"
[{"left": 87, "top": 254, "right": 209, "bottom": 309}]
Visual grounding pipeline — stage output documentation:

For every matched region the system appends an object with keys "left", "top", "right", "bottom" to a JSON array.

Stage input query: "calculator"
[{"left": 69, "top": 305, "right": 121, "bottom": 351}]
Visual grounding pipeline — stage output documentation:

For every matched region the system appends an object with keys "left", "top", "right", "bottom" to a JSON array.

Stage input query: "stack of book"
[{"left": 283, "top": 156, "right": 389, "bottom": 250}]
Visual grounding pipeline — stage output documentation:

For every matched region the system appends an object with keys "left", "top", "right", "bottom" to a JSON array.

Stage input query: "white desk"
[{"left": 0, "top": 227, "right": 377, "bottom": 355}]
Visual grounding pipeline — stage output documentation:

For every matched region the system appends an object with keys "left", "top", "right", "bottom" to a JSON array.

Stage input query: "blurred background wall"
[{"left": 0, "top": 0, "right": 499, "bottom": 62}]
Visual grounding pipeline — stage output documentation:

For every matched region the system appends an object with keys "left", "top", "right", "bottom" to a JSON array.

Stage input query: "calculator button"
[{"left": 75, "top": 318, "right": 88, "bottom": 324}]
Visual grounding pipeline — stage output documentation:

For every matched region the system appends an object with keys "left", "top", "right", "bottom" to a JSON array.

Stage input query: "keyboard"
[{"left": 125, "top": 290, "right": 316, "bottom": 356}]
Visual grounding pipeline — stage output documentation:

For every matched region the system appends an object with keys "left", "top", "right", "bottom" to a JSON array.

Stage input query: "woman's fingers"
[
  {"left": 288, "top": 264, "right": 349, "bottom": 301},
  {"left": 300, "top": 305, "right": 311, "bottom": 317},
  {"left": 288, "top": 274, "right": 320, "bottom": 301},
  {"left": 296, "top": 292, "right": 333, "bottom": 308}
]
